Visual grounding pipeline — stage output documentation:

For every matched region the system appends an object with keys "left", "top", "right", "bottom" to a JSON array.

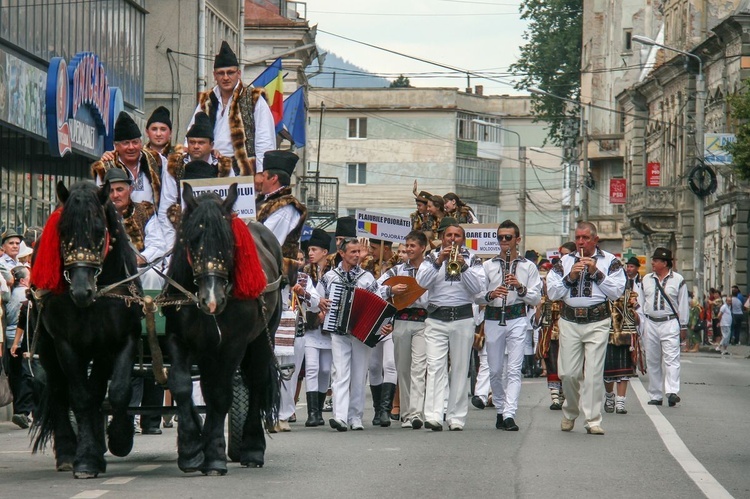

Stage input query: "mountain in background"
[{"left": 307, "top": 51, "right": 390, "bottom": 88}]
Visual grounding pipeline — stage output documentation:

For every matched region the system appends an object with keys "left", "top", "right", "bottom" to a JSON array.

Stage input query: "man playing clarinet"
[
  {"left": 322, "top": 238, "right": 377, "bottom": 431},
  {"left": 478, "top": 220, "right": 542, "bottom": 432}
]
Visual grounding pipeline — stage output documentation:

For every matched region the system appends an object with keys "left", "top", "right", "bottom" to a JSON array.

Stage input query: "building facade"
[
  {"left": 306, "top": 87, "right": 566, "bottom": 253},
  {"left": 0, "top": 0, "right": 146, "bottom": 232}
]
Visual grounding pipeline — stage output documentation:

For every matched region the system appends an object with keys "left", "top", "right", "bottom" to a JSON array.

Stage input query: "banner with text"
[
  {"left": 355, "top": 210, "right": 412, "bottom": 243},
  {"left": 646, "top": 162, "right": 661, "bottom": 187},
  {"left": 462, "top": 224, "right": 501, "bottom": 257},
  {"left": 609, "top": 178, "right": 626, "bottom": 204},
  {"left": 180, "top": 177, "right": 256, "bottom": 220}
]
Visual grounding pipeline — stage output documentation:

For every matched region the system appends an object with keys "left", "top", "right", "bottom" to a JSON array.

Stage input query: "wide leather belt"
[
  {"left": 561, "top": 302, "right": 610, "bottom": 324},
  {"left": 396, "top": 307, "right": 428, "bottom": 322},
  {"left": 485, "top": 303, "right": 527, "bottom": 322},
  {"left": 647, "top": 314, "right": 677, "bottom": 323},
  {"left": 428, "top": 304, "right": 474, "bottom": 322}
]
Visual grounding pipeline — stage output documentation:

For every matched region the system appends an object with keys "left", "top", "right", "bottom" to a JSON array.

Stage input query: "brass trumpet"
[{"left": 446, "top": 242, "right": 462, "bottom": 277}]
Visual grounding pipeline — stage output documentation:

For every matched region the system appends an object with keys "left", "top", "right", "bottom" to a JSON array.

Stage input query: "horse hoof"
[
  {"left": 178, "top": 453, "right": 204, "bottom": 473},
  {"left": 201, "top": 459, "right": 228, "bottom": 476},
  {"left": 74, "top": 471, "right": 99, "bottom": 479},
  {"left": 240, "top": 450, "right": 264, "bottom": 468},
  {"left": 241, "top": 462, "right": 263, "bottom": 468},
  {"left": 56, "top": 462, "right": 74, "bottom": 472},
  {"left": 202, "top": 469, "right": 227, "bottom": 476}
]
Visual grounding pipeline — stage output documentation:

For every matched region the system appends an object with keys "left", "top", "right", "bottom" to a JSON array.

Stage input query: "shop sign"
[
  {"left": 46, "top": 52, "right": 123, "bottom": 158},
  {"left": 0, "top": 48, "right": 47, "bottom": 138},
  {"left": 646, "top": 162, "right": 661, "bottom": 187},
  {"left": 609, "top": 178, "right": 626, "bottom": 204}
]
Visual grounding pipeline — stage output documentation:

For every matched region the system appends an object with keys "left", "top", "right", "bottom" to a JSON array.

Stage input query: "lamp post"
[
  {"left": 529, "top": 146, "right": 576, "bottom": 241},
  {"left": 473, "top": 119, "right": 526, "bottom": 253},
  {"left": 633, "top": 35, "right": 705, "bottom": 303}
]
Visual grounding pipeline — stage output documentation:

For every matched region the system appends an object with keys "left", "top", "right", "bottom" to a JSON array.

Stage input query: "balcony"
[
  {"left": 298, "top": 175, "right": 338, "bottom": 228},
  {"left": 627, "top": 187, "right": 676, "bottom": 216}
]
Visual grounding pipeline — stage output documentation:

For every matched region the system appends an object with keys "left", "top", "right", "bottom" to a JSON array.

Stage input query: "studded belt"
[
  {"left": 428, "top": 304, "right": 474, "bottom": 322},
  {"left": 561, "top": 302, "right": 610, "bottom": 324}
]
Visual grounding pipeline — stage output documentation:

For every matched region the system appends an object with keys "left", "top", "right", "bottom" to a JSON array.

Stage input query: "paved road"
[{"left": 1, "top": 348, "right": 748, "bottom": 499}]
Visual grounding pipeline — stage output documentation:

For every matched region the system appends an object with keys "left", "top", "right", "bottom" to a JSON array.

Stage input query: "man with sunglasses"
[
  {"left": 546, "top": 222, "right": 625, "bottom": 435},
  {"left": 187, "top": 41, "right": 275, "bottom": 186},
  {"left": 416, "top": 219, "right": 486, "bottom": 431},
  {"left": 478, "top": 220, "right": 542, "bottom": 432}
]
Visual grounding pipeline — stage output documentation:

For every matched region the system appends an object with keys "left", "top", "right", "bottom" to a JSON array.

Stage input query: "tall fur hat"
[{"left": 214, "top": 41, "right": 239, "bottom": 69}]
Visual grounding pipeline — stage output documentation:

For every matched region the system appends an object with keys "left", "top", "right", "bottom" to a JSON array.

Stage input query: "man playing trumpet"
[{"left": 478, "top": 220, "right": 542, "bottom": 431}]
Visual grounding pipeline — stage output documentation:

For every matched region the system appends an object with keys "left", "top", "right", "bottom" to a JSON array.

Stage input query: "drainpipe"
[{"left": 198, "top": 0, "right": 207, "bottom": 93}]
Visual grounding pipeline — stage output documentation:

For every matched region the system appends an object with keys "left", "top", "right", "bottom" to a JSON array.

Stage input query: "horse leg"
[
  {"left": 196, "top": 362, "right": 232, "bottom": 476},
  {"left": 239, "top": 335, "right": 280, "bottom": 468},
  {"left": 54, "top": 342, "right": 107, "bottom": 478},
  {"left": 89, "top": 360, "right": 112, "bottom": 459},
  {"left": 166, "top": 334, "right": 203, "bottom": 472},
  {"left": 106, "top": 336, "right": 137, "bottom": 457}
]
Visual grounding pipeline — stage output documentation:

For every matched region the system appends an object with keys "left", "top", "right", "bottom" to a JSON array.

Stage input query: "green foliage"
[
  {"left": 510, "top": 0, "right": 583, "bottom": 147},
  {"left": 724, "top": 81, "right": 750, "bottom": 180},
  {"left": 390, "top": 75, "right": 411, "bottom": 88}
]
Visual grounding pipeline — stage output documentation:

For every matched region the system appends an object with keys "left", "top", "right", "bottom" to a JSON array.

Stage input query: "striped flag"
[
  {"left": 252, "top": 58, "right": 283, "bottom": 132},
  {"left": 282, "top": 87, "right": 306, "bottom": 148},
  {"left": 357, "top": 220, "right": 378, "bottom": 235},
  {"left": 465, "top": 239, "right": 478, "bottom": 251}
]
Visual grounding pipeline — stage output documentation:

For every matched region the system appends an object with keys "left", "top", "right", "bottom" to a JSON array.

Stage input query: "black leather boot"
[
  {"left": 315, "top": 392, "right": 326, "bottom": 426},
  {"left": 305, "top": 392, "right": 318, "bottom": 427},
  {"left": 370, "top": 384, "right": 383, "bottom": 426},
  {"left": 379, "top": 383, "right": 396, "bottom": 427}
]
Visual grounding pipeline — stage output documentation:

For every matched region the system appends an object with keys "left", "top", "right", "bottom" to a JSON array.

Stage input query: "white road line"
[
  {"left": 682, "top": 359, "right": 693, "bottom": 364},
  {"left": 101, "top": 477, "right": 136, "bottom": 485},
  {"left": 631, "top": 378, "right": 733, "bottom": 499},
  {"left": 131, "top": 464, "right": 161, "bottom": 472},
  {"left": 71, "top": 490, "right": 109, "bottom": 499}
]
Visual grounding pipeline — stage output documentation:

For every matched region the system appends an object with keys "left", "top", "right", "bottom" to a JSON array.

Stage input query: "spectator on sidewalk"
[
  {"left": 686, "top": 291, "right": 703, "bottom": 353},
  {"left": 730, "top": 287, "right": 744, "bottom": 345},
  {"left": 717, "top": 296, "right": 733, "bottom": 355}
]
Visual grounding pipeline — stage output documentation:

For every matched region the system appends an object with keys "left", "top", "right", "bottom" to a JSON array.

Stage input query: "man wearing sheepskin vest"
[
  {"left": 256, "top": 150, "right": 307, "bottom": 259},
  {"left": 186, "top": 41, "right": 276, "bottom": 187}
]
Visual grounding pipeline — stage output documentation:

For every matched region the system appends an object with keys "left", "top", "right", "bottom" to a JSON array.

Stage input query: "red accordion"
[{"left": 323, "top": 284, "right": 396, "bottom": 347}]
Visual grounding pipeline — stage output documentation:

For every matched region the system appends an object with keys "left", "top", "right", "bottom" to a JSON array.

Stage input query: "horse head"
[
  {"left": 181, "top": 183, "right": 239, "bottom": 315},
  {"left": 56, "top": 181, "right": 115, "bottom": 307}
]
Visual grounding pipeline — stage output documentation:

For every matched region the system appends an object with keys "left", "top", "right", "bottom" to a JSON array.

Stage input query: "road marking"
[
  {"left": 101, "top": 477, "right": 136, "bottom": 485},
  {"left": 71, "top": 491, "right": 109, "bottom": 499},
  {"left": 682, "top": 359, "right": 693, "bottom": 364},
  {"left": 632, "top": 378, "right": 733, "bottom": 499},
  {"left": 131, "top": 464, "right": 161, "bottom": 472}
]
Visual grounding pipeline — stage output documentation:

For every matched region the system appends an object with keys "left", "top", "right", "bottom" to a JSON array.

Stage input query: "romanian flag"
[
  {"left": 465, "top": 238, "right": 478, "bottom": 251},
  {"left": 282, "top": 87, "right": 306, "bottom": 148},
  {"left": 357, "top": 220, "right": 378, "bottom": 235},
  {"left": 252, "top": 58, "right": 283, "bottom": 132}
]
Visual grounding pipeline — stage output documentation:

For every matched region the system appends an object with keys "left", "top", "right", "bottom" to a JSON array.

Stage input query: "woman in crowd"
[{"left": 443, "top": 192, "right": 478, "bottom": 224}]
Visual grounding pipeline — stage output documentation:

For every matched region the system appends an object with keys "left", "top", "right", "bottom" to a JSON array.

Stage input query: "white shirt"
[
  {"left": 187, "top": 83, "right": 276, "bottom": 173},
  {"left": 377, "top": 260, "right": 429, "bottom": 309},
  {"left": 262, "top": 205, "right": 302, "bottom": 246},
  {"left": 139, "top": 213, "right": 167, "bottom": 264},
  {"left": 0, "top": 254, "right": 19, "bottom": 269},
  {"left": 478, "top": 255, "right": 542, "bottom": 308},
  {"left": 416, "top": 247, "right": 485, "bottom": 308},
  {"left": 546, "top": 248, "right": 626, "bottom": 306},
  {"left": 637, "top": 270, "right": 689, "bottom": 327},
  {"left": 719, "top": 303, "right": 733, "bottom": 328}
]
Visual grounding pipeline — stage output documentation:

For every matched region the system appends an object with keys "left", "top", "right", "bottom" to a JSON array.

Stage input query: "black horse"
[
  {"left": 162, "top": 183, "right": 282, "bottom": 475},
  {"left": 31, "top": 180, "right": 142, "bottom": 478}
]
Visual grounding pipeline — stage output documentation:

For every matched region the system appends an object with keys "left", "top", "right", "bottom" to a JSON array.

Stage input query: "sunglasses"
[
  {"left": 215, "top": 70, "right": 238, "bottom": 78},
  {"left": 497, "top": 234, "right": 515, "bottom": 242}
]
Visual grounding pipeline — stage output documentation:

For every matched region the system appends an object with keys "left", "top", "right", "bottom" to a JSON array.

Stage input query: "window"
[
  {"left": 623, "top": 29, "right": 632, "bottom": 52},
  {"left": 348, "top": 118, "right": 367, "bottom": 138},
  {"left": 347, "top": 163, "right": 367, "bottom": 184}
]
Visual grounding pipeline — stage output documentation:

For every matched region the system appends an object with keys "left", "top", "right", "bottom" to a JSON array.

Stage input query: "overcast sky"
[{"left": 306, "top": 0, "right": 529, "bottom": 95}]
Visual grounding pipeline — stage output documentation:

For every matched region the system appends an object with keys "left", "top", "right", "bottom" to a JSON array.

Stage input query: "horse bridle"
[
  {"left": 62, "top": 228, "right": 111, "bottom": 284},
  {"left": 186, "top": 245, "right": 233, "bottom": 297}
]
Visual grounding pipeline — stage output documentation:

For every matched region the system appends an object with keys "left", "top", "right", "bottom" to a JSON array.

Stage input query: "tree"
[
  {"left": 724, "top": 81, "right": 750, "bottom": 180},
  {"left": 510, "top": 0, "right": 583, "bottom": 147},
  {"left": 390, "top": 75, "right": 411, "bottom": 88}
]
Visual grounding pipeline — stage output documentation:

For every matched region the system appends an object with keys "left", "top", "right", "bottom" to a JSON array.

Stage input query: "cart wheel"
[{"left": 227, "top": 372, "right": 249, "bottom": 462}]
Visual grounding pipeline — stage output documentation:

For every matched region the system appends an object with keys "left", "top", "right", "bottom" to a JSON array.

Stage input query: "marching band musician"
[
  {"left": 546, "top": 222, "right": 625, "bottom": 435},
  {"left": 322, "top": 238, "right": 378, "bottom": 431},
  {"left": 535, "top": 261, "right": 565, "bottom": 410},
  {"left": 416, "top": 219, "right": 486, "bottom": 431},
  {"left": 377, "top": 230, "right": 429, "bottom": 430},
  {"left": 302, "top": 228, "right": 334, "bottom": 427},
  {"left": 636, "top": 248, "right": 689, "bottom": 407},
  {"left": 477, "top": 220, "right": 542, "bottom": 432}
]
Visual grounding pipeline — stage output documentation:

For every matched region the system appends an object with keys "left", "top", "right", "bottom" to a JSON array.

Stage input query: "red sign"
[
  {"left": 647, "top": 162, "right": 661, "bottom": 187},
  {"left": 609, "top": 178, "right": 627, "bottom": 204}
]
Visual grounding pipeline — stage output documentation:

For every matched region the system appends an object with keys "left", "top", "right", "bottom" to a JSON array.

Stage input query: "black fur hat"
[
  {"left": 114, "top": 111, "right": 141, "bottom": 142},
  {"left": 147, "top": 106, "right": 172, "bottom": 130},
  {"left": 186, "top": 112, "right": 214, "bottom": 141},
  {"left": 214, "top": 41, "right": 239, "bottom": 69}
]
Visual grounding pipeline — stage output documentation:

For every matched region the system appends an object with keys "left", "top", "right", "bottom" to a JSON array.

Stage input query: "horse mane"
[{"left": 168, "top": 192, "right": 234, "bottom": 290}]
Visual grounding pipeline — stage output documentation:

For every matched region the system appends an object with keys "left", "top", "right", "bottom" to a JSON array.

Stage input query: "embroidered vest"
[
  {"left": 122, "top": 201, "right": 156, "bottom": 252},
  {"left": 257, "top": 187, "right": 308, "bottom": 259}
]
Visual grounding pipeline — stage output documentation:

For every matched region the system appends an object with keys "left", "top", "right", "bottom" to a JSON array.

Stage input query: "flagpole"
[{"left": 315, "top": 101, "right": 325, "bottom": 204}]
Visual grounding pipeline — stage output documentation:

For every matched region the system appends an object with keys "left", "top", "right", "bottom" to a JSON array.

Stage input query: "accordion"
[{"left": 323, "top": 283, "right": 397, "bottom": 347}]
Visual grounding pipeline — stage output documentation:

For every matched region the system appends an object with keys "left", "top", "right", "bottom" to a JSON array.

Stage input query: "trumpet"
[{"left": 446, "top": 241, "right": 462, "bottom": 277}]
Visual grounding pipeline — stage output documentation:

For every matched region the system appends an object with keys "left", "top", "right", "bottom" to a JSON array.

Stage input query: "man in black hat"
[
  {"left": 637, "top": 247, "right": 688, "bottom": 407},
  {"left": 187, "top": 40, "right": 275, "bottom": 184},
  {"left": 256, "top": 150, "right": 307, "bottom": 257},
  {"left": 625, "top": 256, "right": 642, "bottom": 287},
  {"left": 145, "top": 106, "right": 177, "bottom": 157}
]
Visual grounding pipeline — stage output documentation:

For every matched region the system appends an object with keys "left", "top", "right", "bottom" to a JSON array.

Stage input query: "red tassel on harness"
[
  {"left": 30, "top": 207, "right": 65, "bottom": 294},
  {"left": 231, "top": 215, "right": 267, "bottom": 299}
]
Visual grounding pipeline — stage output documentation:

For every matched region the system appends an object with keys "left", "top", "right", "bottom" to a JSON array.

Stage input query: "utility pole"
[
  {"left": 694, "top": 72, "right": 705, "bottom": 303},
  {"left": 315, "top": 101, "right": 325, "bottom": 204},
  {"left": 519, "top": 146, "right": 527, "bottom": 255},
  {"left": 580, "top": 108, "right": 589, "bottom": 222}
]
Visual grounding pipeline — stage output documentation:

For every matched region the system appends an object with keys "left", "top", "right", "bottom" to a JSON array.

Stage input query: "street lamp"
[
  {"left": 473, "top": 119, "right": 526, "bottom": 253},
  {"left": 633, "top": 34, "right": 706, "bottom": 303}
]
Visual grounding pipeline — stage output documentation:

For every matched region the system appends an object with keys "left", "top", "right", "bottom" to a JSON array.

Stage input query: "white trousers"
[
  {"left": 423, "top": 317, "right": 474, "bottom": 427},
  {"left": 331, "top": 334, "right": 372, "bottom": 425},
  {"left": 392, "top": 320, "right": 427, "bottom": 420},
  {"left": 474, "top": 342, "right": 490, "bottom": 402},
  {"left": 557, "top": 317, "right": 609, "bottom": 428},
  {"left": 485, "top": 316, "right": 527, "bottom": 418},
  {"left": 304, "top": 345, "right": 332, "bottom": 393},
  {"left": 278, "top": 338, "right": 306, "bottom": 420},
  {"left": 368, "top": 334, "right": 397, "bottom": 385},
  {"left": 643, "top": 318, "right": 681, "bottom": 400}
]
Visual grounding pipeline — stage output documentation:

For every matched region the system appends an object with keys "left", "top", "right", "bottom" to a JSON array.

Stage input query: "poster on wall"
[
  {"left": 0, "top": 48, "right": 47, "bottom": 138},
  {"left": 609, "top": 178, "right": 626, "bottom": 204},
  {"left": 646, "top": 162, "right": 661, "bottom": 187}
]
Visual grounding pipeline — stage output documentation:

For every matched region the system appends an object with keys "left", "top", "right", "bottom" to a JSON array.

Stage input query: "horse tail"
[
  {"left": 30, "top": 365, "right": 55, "bottom": 453},
  {"left": 246, "top": 331, "right": 281, "bottom": 427}
]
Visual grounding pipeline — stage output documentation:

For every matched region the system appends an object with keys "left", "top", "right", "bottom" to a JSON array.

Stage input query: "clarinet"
[{"left": 498, "top": 248, "right": 511, "bottom": 326}]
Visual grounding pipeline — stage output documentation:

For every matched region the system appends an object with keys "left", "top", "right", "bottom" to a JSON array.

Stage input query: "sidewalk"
[{"left": 694, "top": 343, "right": 750, "bottom": 357}]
